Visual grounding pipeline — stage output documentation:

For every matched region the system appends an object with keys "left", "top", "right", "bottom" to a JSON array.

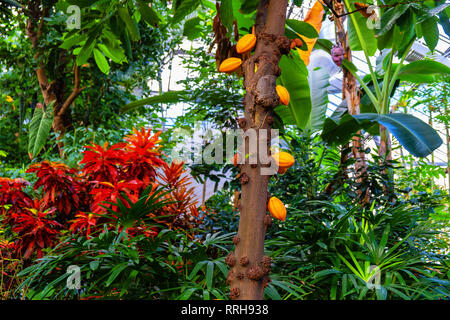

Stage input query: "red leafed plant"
[
  {"left": 11, "top": 199, "right": 62, "bottom": 259},
  {"left": 156, "top": 161, "right": 200, "bottom": 230},
  {"left": 123, "top": 128, "right": 165, "bottom": 186},
  {"left": 26, "top": 161, "right": 82, "bottom": 216},
  {"left": 0, "top": 178, "right": 33, "bottom": 217},
  {"left": 80, "top": 142, "right": 127, "bottom": 183},
  {"left": 68, "top": 212, "right": 97, "bottom": 238},
  {"left": 90, "top": 179, "right": 143, "bottom": 213}
]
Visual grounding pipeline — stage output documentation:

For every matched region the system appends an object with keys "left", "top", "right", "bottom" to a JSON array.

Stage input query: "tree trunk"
[
  {"left": 26, "top": 1, "right": 84, "bottom": 156},
  {"left": 226, "top": 0, "right": 289, "bottom": 300}
]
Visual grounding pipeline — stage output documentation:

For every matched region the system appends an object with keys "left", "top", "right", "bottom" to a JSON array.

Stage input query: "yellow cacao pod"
[
  {"left": 236, "top": 34, "right": 256, "bottom": 54},
  {"left": 272, "top": 151, "right": 295, "bottom": 170},
  {"left": 268, "top": 197, "right": 286, "bottom": 221},
  {"left": 219, "top": 57, "right": 243, "bottom": 73},
  {"left": 276, "top": 85, "right": 290, "bottom": 105}
]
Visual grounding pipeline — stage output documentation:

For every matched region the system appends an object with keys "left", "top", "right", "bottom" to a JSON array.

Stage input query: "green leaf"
[
  {"left": 28, "top": 103, "right": 54, "bottom": 158},
  {"left": 239, "top": 0, "right": 259, "bottom": 14},
  {"left": 60, "top": 33, "right": 88, "bottom": 50},
  {"left": 348, "top": 10, "right": 376, "bottom": 55},
  {"left": 323, "top": 113, "right": 443, "bottom": 158},
  {"left": 76, "top": 33, "right": 97, "bottom": 66},
  {"left": 118, "top": 7, "right": 140, "bottom": 41},
  {"left": 89, "top": 260, "right": 100, "bottom": 271},
  {"left": 286, "top": 19, "right": 319, "bottom": 39},
  {"left": 397, "top": 60, "right": 450, "bottom": 83},
  {"left": 121, "top": 90, "right": 186, "bottom": 113},
  {"left": 376, "top": 4, "right": 412, "bottom": 36},
  {"left": 172, "top": 0, "right": 201, "bottom": 24},
  {"left": 105, "top": 262, "right": 128, "bottom": 287},
  {"left": 183, "top": 17, "right": 203, "bottom": 40},
  {"left": 277, "top": 50, "right": 311, "bottom": 129},
  {"left": 306, "top": 67, "right": 330, "bottom": 132},
  {"left": 97, "top": 43, "right": 127, "bottom": 64},
  {"left": 137, "top": 0, "right": 162, "bottom": 25},
  {"left": 220, "top": 0, "right": 234, "bottom": 33},
  {"left": 206, "top": 261, "right": 214, "bottom": 290},
  {"left": 264, "top": 284, "right": 282, "bottom": 300},
  {"left": 178, "top": 287, "right": 198, "bottom": 300},
  {"left": 354, "top": 113, "right": 443, "bottom": 157},
  {"left": 420, "top": 17, "right": 439, "bottom": 52},
  {"left": 93, "top": 48, "right": 110, "bottom": 74}
]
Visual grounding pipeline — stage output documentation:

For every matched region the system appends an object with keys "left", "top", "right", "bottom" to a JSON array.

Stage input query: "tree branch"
[{"left": 58, "top": 63, "right": 85, "bottom": 116}]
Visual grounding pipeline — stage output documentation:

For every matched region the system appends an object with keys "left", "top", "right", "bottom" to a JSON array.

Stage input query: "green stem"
[
  {"left": 381, "top": 48, "right": 394, "bottom": 115},
  {"left": 387, "top": 40, "right": 414, "bottom": 99},
  {"left": 343, "top": 0, "right": 382, "bottom": 101}
]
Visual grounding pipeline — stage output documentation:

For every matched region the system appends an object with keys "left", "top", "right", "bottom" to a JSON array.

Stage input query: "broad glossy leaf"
[
  {"left": 286, "top": 19, "right": 319, "bottom": 38},
  {"left": 397, "top": 60, "right": 450, "bottom": 83},
  {"left": 277, "top": 50, "right": 311, "bottom": 129},
  {"left": 420, "top": 17, "right": 439, "bottom": 52},
  {"left": 220, "top": 0, "right": 234, "bottom": 33},
  {"left": 376, "top": 4, "right": 412, "bottom": 36},
  {"left": 323, "top": 113, "right": 443, "bottom": 157},
  {"left": 28, "top": 103, "right": 54, "bottom": 158},
  {"left": 347, "top": 9, "right": 377, "bottom": 56},
  {"left": 307, "top": 67, "right": 330, "bottom": 132}
]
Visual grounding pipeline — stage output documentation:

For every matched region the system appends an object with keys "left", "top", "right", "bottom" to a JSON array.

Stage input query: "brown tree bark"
[
  {"left": 225, "top": 0, "right": 289, "bottom": 300},
  {"left": 25, "top": 0, "right": 85, "bottom": 156}
]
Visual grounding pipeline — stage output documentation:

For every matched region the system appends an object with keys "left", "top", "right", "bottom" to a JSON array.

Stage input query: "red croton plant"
[{"left": 0, "top": 127, "right": 201, "bottom": 263}]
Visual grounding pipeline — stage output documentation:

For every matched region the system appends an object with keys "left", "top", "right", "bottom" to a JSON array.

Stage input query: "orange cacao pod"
[
  {"left": 268, "top": 197, "right": 286, "bottom": 221},
  {"left": 219, "top": 58, "right": 243, "bottom": 73},
  {"left": 272, "top": 151, "right": 295, "bottom": 170},
  {"left": 236, "top": 34, "right": 256, "bottom": 54},
  {"left": 276, "top": 85, "right": 290, "bottom": 105}
]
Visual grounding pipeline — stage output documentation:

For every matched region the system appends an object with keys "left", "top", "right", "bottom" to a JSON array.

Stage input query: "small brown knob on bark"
[
  {"left": 237, "top": 272, "right": 245, "bottom": 280},
  {"left": 237, "top": 117, "right": 247, "bottom": 128},
  {"left": 240, "top": 256, "right": 249, "bottom": 267},
  {"left": 240, "top": 173, "right": 249, "bottom": 185},
  {"left": 260, "top": 256, "right": 272, "bottom": 274},
  {"left": 225, "top": 252, "right": 236, "bottom": 267},
  {"left": 246, "top": 266, "right": 265, "bottom": 281},
  {"left": 230, "top": 288, "right": 240, "bottom": 300},
  {"left": 232, "top": 235, "right": 240, "bottom": 245},
  {"left": 267, "top": 116, "right": 274, "bottom": 125}
]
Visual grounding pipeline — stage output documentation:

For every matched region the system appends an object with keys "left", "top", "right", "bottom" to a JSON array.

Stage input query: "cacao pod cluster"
[
  {"left": 218, "top": 33, "right": 291, "bottom": 108},
  {"left": 266, "top": 151, "right": 295, "bottom": 221}
]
